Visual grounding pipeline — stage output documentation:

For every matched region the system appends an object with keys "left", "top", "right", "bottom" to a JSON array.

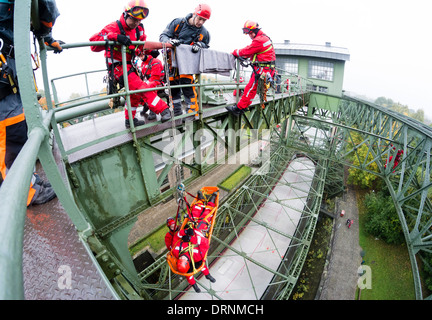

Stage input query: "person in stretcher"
[{"left": 171, "top": 223, "right": 216, "bottom": 293}]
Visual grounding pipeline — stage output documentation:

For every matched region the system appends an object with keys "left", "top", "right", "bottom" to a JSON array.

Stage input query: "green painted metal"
[{"left": 2, "top": 0, "right": 431, "bottom": 300}]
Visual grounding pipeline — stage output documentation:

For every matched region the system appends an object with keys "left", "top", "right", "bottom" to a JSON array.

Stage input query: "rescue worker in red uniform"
[
  {"left": 385, "top": 148, "right": 403, "bottom": 172},
  {"left": 159, "top": 4, "right": 211, "bottom": 119},
  {"left": 138, "top": 49, "right": 166, "bottom": 120},
  {"left": 164, "top": 217, "right": 179, "bottom": 251},
  {"left": 0, "top": 0, "right": 60, "bottom": 205},
  {"left": 89, "top": 0, "right": 171, "bottom": 128},
  {"left": 226, "top": 20, "right": 276, "bottom": 116},
  {"left": 171, "top": 224, "right": 216, "bottom": 293}
]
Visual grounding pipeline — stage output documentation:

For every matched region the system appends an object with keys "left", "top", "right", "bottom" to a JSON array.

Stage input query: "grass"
[
  {"left": 356, "top": 189, "right": 416, "bottom": 300},
  {"left": 218, "top": 165, "right": 251, "bottom": 191},
  {"left": 129, "top": 223, "right": 167, "bottom": 257}
]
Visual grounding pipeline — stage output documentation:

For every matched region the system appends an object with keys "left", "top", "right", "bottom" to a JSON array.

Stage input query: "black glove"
[
  {"left": 185, "top": 228, "right": 194, "bottom": 236},
  {"left": 169, "top": 39, "right": 181, "bottom": 47},
  {"left": 191, "top": 41, "right": 205, "bottom": 53},
  {"left": 182, "top": 235, "right": 190, "bottom": 242},
  {"left": 150, "top": 49, "right": 160, "bottom": 58},
  {"left": 117, "top": 34, "right": 132, "bottom": 46},
  {"left": 44, "top": 36, "right": 65, "bottom": 54}
]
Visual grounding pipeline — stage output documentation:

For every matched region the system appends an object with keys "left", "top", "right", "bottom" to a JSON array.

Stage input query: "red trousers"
[
  {"left": 237, "top": 66, "right": 275, "bottom": 110},
  {"left": 113, "top": 65, "right": 168, "bottom": 119},
  {"left": 185, "top": 263, "right": 209, "bottom": 285}
]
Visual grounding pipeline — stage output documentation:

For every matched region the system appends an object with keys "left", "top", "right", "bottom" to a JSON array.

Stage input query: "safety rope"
[{"left": 162, "top": 43, "right": 184, "bottom": 207}]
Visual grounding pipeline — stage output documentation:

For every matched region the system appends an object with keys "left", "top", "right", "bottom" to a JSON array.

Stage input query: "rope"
[{"left": 162, "top": 43, "right": 184, "bottom": 204}]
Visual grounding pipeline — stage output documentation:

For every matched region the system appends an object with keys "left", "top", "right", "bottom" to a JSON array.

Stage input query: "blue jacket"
[{"left": 159, "top": 13, "right": 210, "bottom": 48}]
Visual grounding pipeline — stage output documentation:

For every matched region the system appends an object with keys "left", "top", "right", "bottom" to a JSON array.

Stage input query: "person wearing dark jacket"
[
  {"left": 159, "top": 4, "right": 211, "bottom": 118},
  {"left": 0, "top": 0, "right": 60, "bottom": 206}
]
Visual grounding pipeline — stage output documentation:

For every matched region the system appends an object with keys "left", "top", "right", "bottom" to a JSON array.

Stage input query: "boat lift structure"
[{"left": 1, "top": 0, "right": 431, "bottom": 300}]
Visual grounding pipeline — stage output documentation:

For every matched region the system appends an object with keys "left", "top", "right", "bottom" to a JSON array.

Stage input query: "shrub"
[{"left": 363, "top": 190, "right": 404, "bottom": 245}]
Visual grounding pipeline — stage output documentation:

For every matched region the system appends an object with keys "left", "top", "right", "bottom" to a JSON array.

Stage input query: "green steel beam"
[{"left": 4, "top": 0, "right": 432, "bottom": 300}]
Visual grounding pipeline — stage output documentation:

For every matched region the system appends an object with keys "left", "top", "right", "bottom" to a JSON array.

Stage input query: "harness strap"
[{"left": 173, "top": 19, "right": 186, "bottom": 39}]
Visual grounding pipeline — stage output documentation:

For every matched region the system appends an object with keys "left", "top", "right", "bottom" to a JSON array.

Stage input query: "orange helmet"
[
  {"left": 177, "top": 255, "right": 190, "bottom": 273},
  {"left": 194, "top": 4, "right": 211, "bottom": 20},
  {"left": 124, "top": 0, "right": 149, "bottom": 20},
  {"left": 243, "top": 20, "right": 259, "bottom": 34}
]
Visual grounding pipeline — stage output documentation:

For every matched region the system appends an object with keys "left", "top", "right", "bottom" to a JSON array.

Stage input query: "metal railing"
[{"left": 0, "top": 0, "right": 314, "bottom": 300}]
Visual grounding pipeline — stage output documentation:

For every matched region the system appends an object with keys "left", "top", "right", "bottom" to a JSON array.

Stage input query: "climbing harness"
[{"left": 166, "top": 186, "right": 219, "bottom": 277}]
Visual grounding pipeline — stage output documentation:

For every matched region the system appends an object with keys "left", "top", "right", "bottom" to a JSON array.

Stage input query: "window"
[
  {"left": 283, "top": 58, "right": 298, "bottom": 74},
  {"left": 306, "top": 84, "right": 329, "bottom": 93},
  {"left": 308, "top": 60, "right": 334, "bottom": 81}
]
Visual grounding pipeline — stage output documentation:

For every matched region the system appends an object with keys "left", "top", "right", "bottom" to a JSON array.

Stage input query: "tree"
[
  {"left": 346, "top": 133, "right": 379, "bottom": 189},
  {"left": 363, "top": 190, "right": 404, "bottom": 245}
]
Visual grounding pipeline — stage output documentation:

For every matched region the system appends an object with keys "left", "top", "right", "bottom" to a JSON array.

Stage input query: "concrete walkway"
[{"left": 318, "top": 186, "right": 363, "bottom": 300}]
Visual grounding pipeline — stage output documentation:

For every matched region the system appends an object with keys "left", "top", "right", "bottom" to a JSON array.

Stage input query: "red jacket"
[
  {"left": 232, "top": 30, "right": 276, "bottom": 63},
  {"left": 89, "top": 14, "right": 146, "bottom": 64},
  {"left": 171, "top": 229, "right": 209, "bottom": 263},
  {"left": 165, "top": 230, "right": 176, "bottom": 251},
  {"left": 140, "top": 56, "right": 165, "bottom": 87}
]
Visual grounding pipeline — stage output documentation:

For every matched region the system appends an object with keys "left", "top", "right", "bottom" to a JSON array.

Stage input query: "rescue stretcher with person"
[{"left": 166, "top": 186, "right": 219, "bottom": 293}]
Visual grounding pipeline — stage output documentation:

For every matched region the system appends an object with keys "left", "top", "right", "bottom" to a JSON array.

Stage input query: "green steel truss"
[
  {"left": 292, "top": 94, "right": 432, "bottom": 299},
  {"left": 1, "top": 0, "right": 431, "bottom": 300}
]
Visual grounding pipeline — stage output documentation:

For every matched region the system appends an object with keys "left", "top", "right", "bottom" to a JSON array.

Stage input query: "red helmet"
[
  {"left": 177, "top": 255, "right": 190, "bottom": 273},
  {"left": 243, "top": 20, "right": 259, "bottom": 34},
  {"left": 194, "top": 4, "right": 211, "bottom": 20},
  {"left": 167, "top": 217, "right": 176, "bottom": 231},
  {"left": 124, "top": 0, "right": 149, "bottom": 20}
]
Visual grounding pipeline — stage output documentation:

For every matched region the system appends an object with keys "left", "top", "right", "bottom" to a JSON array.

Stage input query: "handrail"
[{"left": 0, "top": 127, "right": 45, "bottom": 300}]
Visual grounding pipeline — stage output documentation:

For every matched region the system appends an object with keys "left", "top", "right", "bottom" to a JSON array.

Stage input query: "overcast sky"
[{"left": 39, "top": 0, "right": 432, "bottom": 118}]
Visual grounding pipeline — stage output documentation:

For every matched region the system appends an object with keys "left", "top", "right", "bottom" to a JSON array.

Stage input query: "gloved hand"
[
  {"left": 191, "top": 42, "right": 205, "bottom": 53},
  {"left": 116, "top": 34, "right": 132, "bottom": 46},
  {"left": 150, "top": 49, "right": 160, "bottom": 58},
  {"left": 231, "top": 49, "right": 239, "bottom": 57},
  {"left": 169, "top": 39, "right": 181, "bottom": 47},
  {"left": 182, "top": 235, "right": 190, "bottom": 242},
  {"left": 44, "top": 37, "right": 65, "bottom": 54},
  {"left": 185, "top": 228, "right": 194, "bottom": 236}
]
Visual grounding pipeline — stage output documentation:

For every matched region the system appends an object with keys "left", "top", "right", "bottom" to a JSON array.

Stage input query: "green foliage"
[
  {"left": 357, "top": 190, "right": 416, "bottom": 300},
  {"left": 375, "top": 96, "right": 425, "bottom": 123},
  {"left": 346, "top": 133, "right": 379, "bottom": 189},
  {"left": 363, "top": 190, "right": 404, "bottom": 245},
  {"left": 423, "top": 252, "right": 432, "bottom": 292}
]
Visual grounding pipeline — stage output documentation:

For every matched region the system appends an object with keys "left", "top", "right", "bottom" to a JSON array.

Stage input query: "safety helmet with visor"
[
  {"left": 124, "top": 0, "right": 149, "bottom": 20},
  {"left": 242, "top": 20, "right": 259, "bottom": 34},
  {"left": 166, "top": 217, "right": 176, "bottom": 231}
]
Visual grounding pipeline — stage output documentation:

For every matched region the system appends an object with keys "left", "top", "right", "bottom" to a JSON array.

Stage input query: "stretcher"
[{"left": 166, "top": 186, "right": 219, "bottom": 277}]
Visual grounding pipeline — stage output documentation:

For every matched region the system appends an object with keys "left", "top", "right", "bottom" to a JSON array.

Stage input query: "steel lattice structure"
[{"left": 1, "top": 0, "right": 431, "bottom": 300}]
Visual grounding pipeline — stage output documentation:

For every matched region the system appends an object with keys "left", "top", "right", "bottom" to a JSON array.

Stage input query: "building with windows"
[{"left": 274, "top": 41, "right": 350, "bottom": 97}]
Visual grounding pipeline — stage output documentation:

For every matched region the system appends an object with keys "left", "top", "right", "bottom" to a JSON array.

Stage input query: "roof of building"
[{"left": 274, "top": 41, "right": 350, "bottom": 61}]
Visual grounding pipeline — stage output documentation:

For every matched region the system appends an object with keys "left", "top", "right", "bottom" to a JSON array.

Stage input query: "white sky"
[{"left": 39, "top": 0, "right": 432, "bottom": 118}]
